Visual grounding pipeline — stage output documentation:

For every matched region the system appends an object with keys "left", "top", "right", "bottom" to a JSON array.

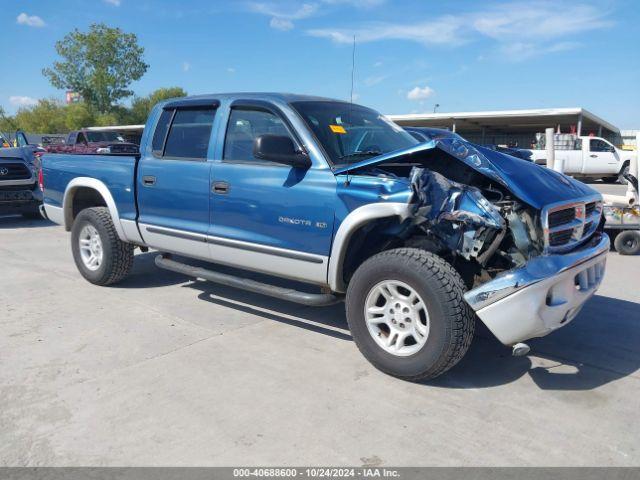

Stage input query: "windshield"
[
  {"left": 290, "top": 101, "right": 418, "bottom": 166},
  {"left": 86, "top": 131, "right": 126, "bottom": 143},
  {"left": 408, "top": 129, "right": 465, "bottom": 142}
]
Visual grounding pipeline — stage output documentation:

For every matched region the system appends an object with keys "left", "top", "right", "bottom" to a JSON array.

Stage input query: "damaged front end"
[{"left": 407, "top": 167, "right": 543, "bottom": 279}]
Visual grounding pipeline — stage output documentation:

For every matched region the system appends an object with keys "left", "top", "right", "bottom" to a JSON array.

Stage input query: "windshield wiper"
[{"left": 337, "top": 150, "right": 382, "bottom": 162}]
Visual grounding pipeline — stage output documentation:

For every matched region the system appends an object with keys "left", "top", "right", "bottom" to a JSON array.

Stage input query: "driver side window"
[
  {"left": 223, "top": 108, "right": 292, "bottom": 162},
  {"left": 590, "top": 139, "right": 614, "bottom": 153}
]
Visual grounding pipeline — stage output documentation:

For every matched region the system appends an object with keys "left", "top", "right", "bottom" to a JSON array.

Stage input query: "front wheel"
[
  {"left": 346, "top": 248, "right": 475, "bottom": 381},
  {"left": 618, "top": 163, "right": 630, "bottom": 185},
  {"left": 71, "top": 207, "right": 134, "bottom": 285}
]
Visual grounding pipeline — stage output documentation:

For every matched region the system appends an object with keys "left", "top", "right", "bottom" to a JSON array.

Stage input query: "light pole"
[{"left": 433, "top": 104, "right": 440, "bottom": 113}]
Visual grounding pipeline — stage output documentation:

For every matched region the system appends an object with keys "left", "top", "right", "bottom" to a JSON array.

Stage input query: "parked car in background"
[
  {"left": 42, "top": 93, "right": 608, "bottom": 381},
  {"left": 0, "top": 133, "right": 11, "bottom": 148},
  {"left": 526, "top": 135, "right": 633, "bottom": 184},
  {"left": 46, "top": 129, "right": 139, "bottom": 155},
  {"left": 404, "top": 127, "right": 533, "bottom": 161},
  {"left": 0, "top": 132, "right": 44, "bottom": 218}
]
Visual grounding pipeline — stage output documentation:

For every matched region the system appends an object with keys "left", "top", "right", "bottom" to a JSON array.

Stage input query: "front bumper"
[
  {"left": 464, "top": 232, "right": 610, "bottom": 345},
  {"left": 0, "top": 188, "right": 42, "bottom": 215}
]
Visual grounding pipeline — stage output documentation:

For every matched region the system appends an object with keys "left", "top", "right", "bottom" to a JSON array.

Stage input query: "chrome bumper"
[{"left": 464, "top": 232, "right": 610, "bottom": 345}]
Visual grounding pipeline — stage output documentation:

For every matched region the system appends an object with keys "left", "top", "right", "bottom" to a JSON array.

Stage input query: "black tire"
[
  {"left": 601, "top": 176, "right": 618, "bottom": 184},
  {"left": 21, "top": 209, "right": 43, "bottom": 220},
  {"left": 71, "top": 207, "right": 134, "bottom": 285},
  {"left": 614, "top": 230, "right": 640, "bottom": 255},
  {"left": 346, "top": 248, "right": 475, "bottom": 381},
  {"left": 618, "top": 162, "right": 630, "bottom": 185}
]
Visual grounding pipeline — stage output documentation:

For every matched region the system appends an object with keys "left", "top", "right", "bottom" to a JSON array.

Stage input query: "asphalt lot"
[{"left": 1, "top": 182, "right": 638, "bottom": 466}]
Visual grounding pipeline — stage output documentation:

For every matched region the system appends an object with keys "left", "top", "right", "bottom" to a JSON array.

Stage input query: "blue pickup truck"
[{"left": 41, "top": 93, "right": 610, "bottom": 380}]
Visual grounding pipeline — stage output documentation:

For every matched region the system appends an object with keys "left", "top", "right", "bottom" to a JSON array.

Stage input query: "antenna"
[
  {"left": 350, "top": 35, "right": 356, "bottom": 104},
  {"left": 345, "top": 35, "right": 356, "bottom": 187}
]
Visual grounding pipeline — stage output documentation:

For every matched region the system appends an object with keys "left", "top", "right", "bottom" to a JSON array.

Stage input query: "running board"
[{"left": 155, "top": 254, "right": 341, "bottom": 307}]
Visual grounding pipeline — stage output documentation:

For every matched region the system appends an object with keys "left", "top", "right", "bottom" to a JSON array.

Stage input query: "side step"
[{"left": 155, "top": 254, "right": 341, "bottom": 307}]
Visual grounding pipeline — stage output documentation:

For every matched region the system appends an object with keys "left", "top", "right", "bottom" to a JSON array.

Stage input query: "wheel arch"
[
  {"left": 63, "top": 177, "right": 126, "bottom": 241},
  {"left": 327, "top": 202, "right": 412, "bottom": 293},
  {"left": 620, "top": 159, "right": 631, "bottom": 173}
]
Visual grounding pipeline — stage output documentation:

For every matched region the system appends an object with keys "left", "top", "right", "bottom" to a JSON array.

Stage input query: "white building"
[{"left": 388, "top": 107, "right": 622, "bottom": 148}]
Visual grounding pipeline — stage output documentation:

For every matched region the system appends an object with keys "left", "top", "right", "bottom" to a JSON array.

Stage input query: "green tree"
[
  {"left": 43, "top": 23, "right": 148, "bottom": 113},
  {"left": 63, "top": 102, "right": 95, "bottom": 131},
  {"left": 13, "top": 99, "right": 69, "bottom": 133},
  {"left": 0, "top": 106, "right": 18, "bottom": 132},
  {"left": 128, "top": 87, "right": 187, "bottom": 124}
]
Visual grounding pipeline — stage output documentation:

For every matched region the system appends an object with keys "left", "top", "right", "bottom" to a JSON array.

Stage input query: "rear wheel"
[
  {"left": 346, "top": 248, "right": 475, "bottom": 381},
  {"left": 71, "top": 207, "right": 134, "bottom": 285},
  {"left": 614, "top": 230, "right": 640, "bottom": 255}
]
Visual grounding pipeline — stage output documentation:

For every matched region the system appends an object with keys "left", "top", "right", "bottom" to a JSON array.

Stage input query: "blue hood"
[{"left": 333, "top": 139, "right": 599, "bottom": 210}]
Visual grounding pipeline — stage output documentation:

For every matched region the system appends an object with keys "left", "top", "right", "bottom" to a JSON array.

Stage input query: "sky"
[{"left": 1, "top": 0, "right": 638, "bottom": 129}]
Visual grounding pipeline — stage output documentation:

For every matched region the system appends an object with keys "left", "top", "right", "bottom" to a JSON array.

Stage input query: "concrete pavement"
[{"left": 1, "top": 206, "right": 638, "bottom": 466}]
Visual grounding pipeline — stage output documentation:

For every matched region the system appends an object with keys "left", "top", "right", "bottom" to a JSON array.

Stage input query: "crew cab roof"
[{"left": 158, "top": 92, "right": 345, "bottom": 107}]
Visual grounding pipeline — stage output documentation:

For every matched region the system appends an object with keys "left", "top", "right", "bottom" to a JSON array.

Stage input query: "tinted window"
[
  {"left": 163, "top": 108, "right": 216, "bottom": 159},
  {"left": 86, "top": 131, "right": 125, "bottom": 143},
  {"left": 223, "top": 108, "right": 292, "bottom": 161},
  {"left": 590, "top": 139, "right": 614, "bottom": 153},
  {"left": 152, "top": 109, "right": 173, "bottom": 154}
]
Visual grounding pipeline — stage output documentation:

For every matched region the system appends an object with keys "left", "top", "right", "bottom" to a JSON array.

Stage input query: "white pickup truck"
[{"left": 527, "top": 136, "right": 632, "bottom": 184}]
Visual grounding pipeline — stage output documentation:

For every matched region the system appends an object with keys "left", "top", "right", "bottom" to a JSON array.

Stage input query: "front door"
[
  {"left": 209, "top": 103, "right": 336, "bottom": 284},
  {"left": 585, "top": 138, "right": 618, "bottom": 175},
  {"left": 137, "top": 103, "right": 217, "bottom": 260}
]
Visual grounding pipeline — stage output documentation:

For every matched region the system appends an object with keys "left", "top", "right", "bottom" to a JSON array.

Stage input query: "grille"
[
  {"left": 0, "top": 162, "right": 32, "bottom": 181},
  {"left": 549, "top": 229, "right": 574, "bottom": 246},
  {"left": 548, "top": 207, "right": 575, "bottom": 228},
  {"left": 543, "top": 196, "right": 602, "bottom": 252}
]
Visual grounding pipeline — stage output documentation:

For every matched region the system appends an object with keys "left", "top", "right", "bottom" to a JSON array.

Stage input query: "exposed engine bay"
[{"left": 359, "top": 147, "right": 546, "bottom": 288}]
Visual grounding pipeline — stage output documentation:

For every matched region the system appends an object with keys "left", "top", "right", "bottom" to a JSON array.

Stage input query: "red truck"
[{"left": 46, "top": 129, "right": 139, "bottom": 155}]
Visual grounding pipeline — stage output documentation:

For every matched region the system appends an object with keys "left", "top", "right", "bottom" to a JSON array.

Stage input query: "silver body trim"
[
  {"left": 61, "top": 177, "right": 128, "bottom": 241},
  {"left": 470, "top": 234, "right": 609, "bottom": 345},
  {"left": 465, "top": 231, "right": 609, "bottom": 311},
  {"left": 44, "top": 204, "right": 64, "bottom": 225},
  {"left": 121, "top": 219, "right": 144, "bottom": 244},
  {"left": 139, "top": 223, "right": 329, "bottom": 285},
  {"left": 328, "top": 202, "right": 412, "bottom": 292}
]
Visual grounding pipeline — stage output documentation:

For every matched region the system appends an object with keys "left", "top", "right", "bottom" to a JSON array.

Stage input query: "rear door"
[
  {"left": 208, "top": 100, "right": 336, "bottom": 284},
  {"left": 137, "top": 100, "right": 219, "bottom": 260}
]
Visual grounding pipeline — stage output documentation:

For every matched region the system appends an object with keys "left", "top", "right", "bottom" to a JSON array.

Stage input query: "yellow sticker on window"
[{"left": 330, "top": 125, "right": 347, "bottom": 134}]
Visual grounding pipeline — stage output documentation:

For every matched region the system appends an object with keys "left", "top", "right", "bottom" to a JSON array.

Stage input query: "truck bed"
[{"left": 42, "top": 153, "right": 139, "bottom": 223}]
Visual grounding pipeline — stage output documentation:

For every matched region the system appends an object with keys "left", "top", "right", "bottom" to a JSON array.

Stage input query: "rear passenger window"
[
  {"left": 223, "top": 108, "right": 292, "bottom": 162},
  {"left": 152, "top": 109, "right": 173, "bottom": 154},
  {"left": 161, "top": 108, "right": 216, "bottom": 160}
]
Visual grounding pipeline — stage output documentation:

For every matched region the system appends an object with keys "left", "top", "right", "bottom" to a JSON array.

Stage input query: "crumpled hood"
[{"left": 334, "top": 138, "right": 599, "bottom": 210}]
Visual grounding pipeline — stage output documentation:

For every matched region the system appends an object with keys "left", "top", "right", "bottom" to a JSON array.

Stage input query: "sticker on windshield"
[{"left": 330, "top": 125, "right": 346, "bottom": 134}]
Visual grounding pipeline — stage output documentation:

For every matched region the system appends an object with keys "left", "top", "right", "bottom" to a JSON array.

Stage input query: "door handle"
[
  {"left": 142, "top": 175, "right": 156, "bottom": 186},
  {"left": 589, "top": 154, "right": 598, "bottom": 158},
  {"left": 212, "top": 181, "right": 230, "bottom": 194}
]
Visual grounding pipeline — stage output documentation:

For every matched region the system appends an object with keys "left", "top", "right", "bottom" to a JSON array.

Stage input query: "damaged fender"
[{"left": 409, "top": 167, "right": 505, "bottom": 262}]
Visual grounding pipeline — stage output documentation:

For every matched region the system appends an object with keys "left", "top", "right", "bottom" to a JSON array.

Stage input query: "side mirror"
[{"left": 253, "top": 134, "right": 311, "bottom": 169}]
